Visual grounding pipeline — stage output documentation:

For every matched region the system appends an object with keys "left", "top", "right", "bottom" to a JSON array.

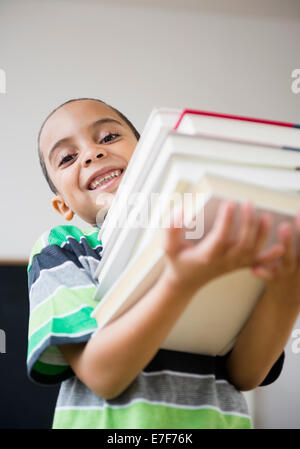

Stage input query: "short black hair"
[{"left": 38, "top": 98, "right": 140, "bottom": 194}]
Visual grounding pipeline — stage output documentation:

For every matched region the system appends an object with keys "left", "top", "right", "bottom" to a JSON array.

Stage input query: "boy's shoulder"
[{"left": 28, "top": 224, "right": 101, "bottom": 270}]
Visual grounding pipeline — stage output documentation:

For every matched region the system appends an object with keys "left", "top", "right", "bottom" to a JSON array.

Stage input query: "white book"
[
  {"left": 93, "top": 132, "right": 300, "bottom": 291},
  {"left": 97, "top": 108, "right": 181, "bottom": 252},
  {"left": 99, "top": 108, "right": 300, "bottom": 252},
  {"left": 135, "top": 154, "right": 300, "bottom": 256},
  {"left": 94, "top": 109, "right": 300, "bottom": 279},
  {"left": 91, "top": 173, "right": 300, "bottom": 356},
  {"left": 175, "top": 110, "right": 300, "bottom": 149}
]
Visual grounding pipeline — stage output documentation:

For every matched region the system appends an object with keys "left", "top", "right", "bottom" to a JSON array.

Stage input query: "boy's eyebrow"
[
  {"left": 90, "top": 118, "right": 123, "bottom": 130},
  {"left": 48, "top": 118, "right": 123, "bottom": 164}
]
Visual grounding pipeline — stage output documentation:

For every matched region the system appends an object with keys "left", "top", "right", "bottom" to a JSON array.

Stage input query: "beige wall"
[{"left": 0, "top": 0, "right": 299, "bottom": 428}]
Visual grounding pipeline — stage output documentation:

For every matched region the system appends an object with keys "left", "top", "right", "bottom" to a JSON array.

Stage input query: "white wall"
[
  {"left": 253, "top": 320, "right": 300, "bottom": 429},
  {"left": 0, "top": 0, "right": 299, "bottom": 428},
  {"left": 1, "top": 0, "right": 299, "bottom": 260}
]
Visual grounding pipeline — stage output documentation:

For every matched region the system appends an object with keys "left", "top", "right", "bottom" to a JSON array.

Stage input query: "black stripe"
[
  {"left": 28, "top": 239, "right": 102, "bottom": 287},
  {"left": 258, "top": 351, "right": 285, "bottom": 387},
  {"left": 30, "top": 367, "right": 74, "bottom": 385},
  {"left": 144, "top": 349, "right": 230, "bottom": 380},
  {"left": 144, "top": 348, "right": 285, "bottom": 386}
]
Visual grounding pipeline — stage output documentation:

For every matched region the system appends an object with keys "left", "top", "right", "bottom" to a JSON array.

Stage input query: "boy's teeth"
[{"left": 90, "top": 169, "right": 122, "bottom": 190}]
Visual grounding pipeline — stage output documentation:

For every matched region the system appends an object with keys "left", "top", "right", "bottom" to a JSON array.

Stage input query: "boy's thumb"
[{"left": 163, "top": 205, "right": 184, "bottom": 258}]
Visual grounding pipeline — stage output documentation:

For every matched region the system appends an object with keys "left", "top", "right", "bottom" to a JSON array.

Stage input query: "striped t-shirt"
[{"left": 26, "top": 224, "right": 284, "bottom": 429}]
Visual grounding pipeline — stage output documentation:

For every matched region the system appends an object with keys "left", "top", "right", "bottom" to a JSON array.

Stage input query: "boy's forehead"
[{"left": 40, "top": 100, "right": 123, "bottom": 158}]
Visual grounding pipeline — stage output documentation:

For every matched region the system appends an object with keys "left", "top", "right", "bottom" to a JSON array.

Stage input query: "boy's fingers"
[
  {"left": 192, "top": 200, "right": 235, "bottom": 259},
  {"left": 295, "top": 211, "right": 300, "bottom": 260},
  {"left": 296, "top": 211, "right": 300, "bottom": 233},
  {"left": 206, "top": 200, "right": 236, "bottom": 253},
  {"left": 236, "top": 202, "right": 257, "bottom": 249},
  {"left": 278, "top": 222, "right": 296, "bottom": 267},
  {"left": 163, "top": 206, "right": 184, "bottom": 258},
  {"left": 253, "top": 244, "right": 285, "bottom": 266},
  {"left": 253, "top": 213, "right": 272, "bottom": 254},
  {"left": 251, "top": 265, "right": 275, "bottom": 281}
]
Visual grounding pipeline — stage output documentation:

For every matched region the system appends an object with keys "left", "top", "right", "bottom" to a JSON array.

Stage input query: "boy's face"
[{"left": 39, "top": 100, "right": 138, "bottom": 225}]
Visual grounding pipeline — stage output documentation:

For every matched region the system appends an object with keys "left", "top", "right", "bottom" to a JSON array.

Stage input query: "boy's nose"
[{"left": 83, "top": 149, "right": 107, "bottom": 167}]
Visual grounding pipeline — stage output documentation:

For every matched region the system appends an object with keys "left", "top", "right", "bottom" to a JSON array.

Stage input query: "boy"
[{"left": 27, "top": 98, "right": 300, "bottom": 429}]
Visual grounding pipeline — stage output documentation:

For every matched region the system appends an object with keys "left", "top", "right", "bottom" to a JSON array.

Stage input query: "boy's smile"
[{"left": 39, "top": 99, "right": 138, "bottom": 225}]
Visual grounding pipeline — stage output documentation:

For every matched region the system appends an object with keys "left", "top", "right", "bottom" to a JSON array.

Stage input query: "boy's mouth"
[{"left": 88, "top": 168, "right": 124, "bottom": 191}]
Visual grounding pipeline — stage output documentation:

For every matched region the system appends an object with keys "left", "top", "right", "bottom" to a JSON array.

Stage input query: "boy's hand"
[
  {"left": 162, "top": 200, "right": 284, "bottom": 295},
  {"left": 252, "top": 211, "right": 300, "bottom": 305},
  {"left": 225, "top": 211, "right": 300, "bottom": 391}
]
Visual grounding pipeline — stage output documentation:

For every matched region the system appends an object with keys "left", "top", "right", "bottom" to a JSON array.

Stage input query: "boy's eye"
[
  {"left": 59, "top": 154, "right": 75, "bottom": 167},
  {"left": 57, "top": 134, "right": 119, "bottom": 166},
  {"left": 100, "top": 133, "right": 120, "bottom": 144}
]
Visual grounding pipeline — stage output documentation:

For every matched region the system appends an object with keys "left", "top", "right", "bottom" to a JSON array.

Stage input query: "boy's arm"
[
  {"left": 225, "top": 281, "right": 300, "bottom": 391},
  {"left": 59, "top": 202, "right": 283, "bottom": 399},
  {"left": 59, "top": 269, "right": 198, "bottom": 400},
  {"left": 226, "top": 218, "right": 300, "bottom": 391}
]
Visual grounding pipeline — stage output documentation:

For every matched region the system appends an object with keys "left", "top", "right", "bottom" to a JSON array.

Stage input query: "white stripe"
[
  {"left": 30, "top": 260, "right": 84, "bottom": 293},
  {"left": 27, "top": 328, "right": 94, "bottom": 366},
  {"left": 30, "top": 281, "right": 96, "bottom": 315},
  {"left": 29, "top": 229, "right": 101, "bottom": 265},
  {"left": 215, "top": 380, "right": 231, "bottom": 384},
  {"left": 78, "top": 254, "right": 102, "bottom": 267},
  {"left": 55, "top": 399, "right": 250, "bottom": 419},
  {"left": 39, "top": 350, "right": 68, "bottom": 366},
  {"left": 141, "top": 370, "right": 216, "bottom": 380},
  {"left": 29, "top": 303, "right": 96, "bottom": 339},
  {"left": 83, "top": 228, "right": 100, "bottom": 236},
  {"left": 141, "top": 370, "right": 230, "bottom": 385},
  {"left": 60, "top": 234, "right": 102, "bottom": 250}
]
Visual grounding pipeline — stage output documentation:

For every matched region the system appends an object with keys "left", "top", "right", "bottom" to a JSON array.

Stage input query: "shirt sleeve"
[
  {"left": 257, "top": 351, "right": 285, "bottom": 387},
  {"left": 26, "top": 226, "right": 102, "bottom": 385},
  {"left": 222, "top": 349, "right": 285, "bottom": 388}
]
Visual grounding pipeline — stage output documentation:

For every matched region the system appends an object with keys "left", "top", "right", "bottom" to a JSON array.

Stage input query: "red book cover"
[{"left": 173, "top": 109, "right": 300, "bottom": 131}]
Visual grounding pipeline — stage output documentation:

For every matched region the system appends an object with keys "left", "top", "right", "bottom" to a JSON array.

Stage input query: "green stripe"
[
  {"left": 52, "top": 402, "right": 252, "bottom": 429},
  {"left": 82, "top": 229, "right": 102, "bottom": 248},
  {"left": 28, "top": 286, "right": 98, "bottom": 336},
  {"left": 27, "top": 225, "right": 102, "bottom": 273},
  {"left": 28, "top": 235, "right": 46, "bottom": 273},
  {"left": 49, "top": 226, "right": 101, "bottom": 249},
  {"left": 28, "top": 306, "right": 97, "bottom": 357},
  {"left": 34, "top": 359, "right": 68, "bottom": 375}
]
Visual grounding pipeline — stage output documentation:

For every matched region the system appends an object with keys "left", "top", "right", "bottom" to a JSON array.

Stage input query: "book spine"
[{"left": 173, "top": 109, "right": 300, "bottom": 131}]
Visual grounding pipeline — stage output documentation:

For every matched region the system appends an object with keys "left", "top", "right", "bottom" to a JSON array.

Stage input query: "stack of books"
[{"left": 91, "top": 108, "right": 300, "bottom": 356}]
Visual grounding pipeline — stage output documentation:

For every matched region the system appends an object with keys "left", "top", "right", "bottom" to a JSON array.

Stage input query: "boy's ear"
[{"left": 52, "top": 195, "right": 74, "bottom": 221}]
